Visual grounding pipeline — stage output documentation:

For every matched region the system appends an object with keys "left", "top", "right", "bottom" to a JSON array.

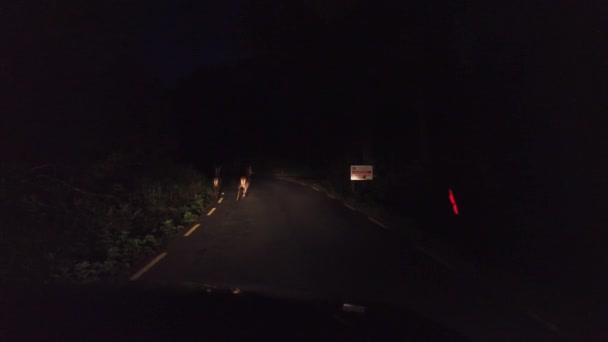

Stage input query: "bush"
[
  {"left": 183, "top": 211, "right": 198, "bottom": 224},
  {"left": 0, "top": 150, "right": 212, "bottom": 285}
]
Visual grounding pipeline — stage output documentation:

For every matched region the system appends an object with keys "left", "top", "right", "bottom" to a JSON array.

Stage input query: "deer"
[
  {"left": 237, "top": 176, "right": 249, "bottom": 201},
  {"left": 212, "top": 165, "right": 222, "bottom": 199},
  {"left": 237, "top": 165, "right": 252, "bottom": 201}
]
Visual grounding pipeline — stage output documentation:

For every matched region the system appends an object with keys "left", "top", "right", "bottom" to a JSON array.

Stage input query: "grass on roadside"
[{"left": 0, "top": 151, "right": 213, "bottom": 285}]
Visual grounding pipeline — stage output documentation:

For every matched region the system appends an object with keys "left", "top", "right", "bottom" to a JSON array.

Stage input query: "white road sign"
[{"left": 350, "top": 165, "right": 373, "bottom": 181}]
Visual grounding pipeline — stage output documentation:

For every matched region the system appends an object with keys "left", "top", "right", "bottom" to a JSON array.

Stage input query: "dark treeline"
[
  {"left": 1, "top": 0, "right": 175, "bottom": 165},
  {"left": 2, "top": 62, "right": 171, "bottom": 164}
]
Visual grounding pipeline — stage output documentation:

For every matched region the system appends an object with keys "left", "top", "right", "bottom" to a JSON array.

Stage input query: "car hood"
[{"left": 2, "top": 281, "right": 471, "bottom": 341}]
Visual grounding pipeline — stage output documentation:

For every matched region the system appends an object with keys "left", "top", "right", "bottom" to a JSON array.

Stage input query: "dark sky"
[
  {"left": 140, "top": 0, "right": 255, "bottom": 85},
  {"left": 0, "top": 0, "right": 543, "bottom": 91},
  {"left": 1, "top": 0, "right": 254, "bottom": 87},
  {"left": 2, "top": 1, "right": 605, "bottom": 86}
]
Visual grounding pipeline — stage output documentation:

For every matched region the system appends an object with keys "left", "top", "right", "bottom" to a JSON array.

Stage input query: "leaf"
[{"left": 144, "top": 235, "right": 159, "bottom": 247}]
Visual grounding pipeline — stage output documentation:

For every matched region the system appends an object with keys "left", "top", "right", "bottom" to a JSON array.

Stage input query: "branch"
[
  {"left": 30, "top": 164, "right": 52, "bottom": 172},
  {"left": 36, "top": 175, "right": 122, "bottom": 203}
]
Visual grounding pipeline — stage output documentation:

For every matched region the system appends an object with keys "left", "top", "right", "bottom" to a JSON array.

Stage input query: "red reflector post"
[{"left": 448, "top": 188, "right": 459, "bottom": 215}]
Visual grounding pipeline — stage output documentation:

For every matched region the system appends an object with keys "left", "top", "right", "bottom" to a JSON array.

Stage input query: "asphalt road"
[{"left": 131, "top": 176, "right": 568, "bottom": 341}]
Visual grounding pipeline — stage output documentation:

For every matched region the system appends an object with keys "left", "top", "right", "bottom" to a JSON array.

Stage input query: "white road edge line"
[
  {"left": 183, "top": 223, "right": 200, "bottom": 237},
  {"left": 527, "top": 311, "right": 562, "bottom": 335},
  {"left": 312, "top": 186, "right": 320, "bottom": 191},
  {"left": 129, "top": 252, "right": 168, "bottom": 281},
  {"left": 327, "top": 194, "right": 336, "bottom": 199},
  {"left": 368, "top": 217, "right": 388, "bottom": 229},
  {"left": 344, "top": 203, "right": 356, "bottom": 211},
  {"left": 414, "top": 245, "right": 454, "bottom": 270}
]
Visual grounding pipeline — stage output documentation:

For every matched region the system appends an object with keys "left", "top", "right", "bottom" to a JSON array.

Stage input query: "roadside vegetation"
[
  {"left": 273, "top": 158, "right": 436, "bottom": 226},
  {"left": 1, "top": 148, "right": 213, "bottom": 285},
  {"left": 272, "top": 158, "right": 476, "bottom": 266}
]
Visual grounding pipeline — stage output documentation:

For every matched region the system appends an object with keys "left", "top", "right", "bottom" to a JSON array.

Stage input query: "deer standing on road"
[
  {"left": 237, "top": 165, "right": 252, "bottom": 201},
  {"left": 237, "top": 176, "right": 249, "bottom": 201},
  {"left": 212, "top": 165, "right": 222, "bottom": 199}
]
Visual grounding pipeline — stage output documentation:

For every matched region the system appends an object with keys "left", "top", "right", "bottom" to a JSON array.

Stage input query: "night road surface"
[{"left": 130, "top": 177, "right": 567, "bottom": 341}]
